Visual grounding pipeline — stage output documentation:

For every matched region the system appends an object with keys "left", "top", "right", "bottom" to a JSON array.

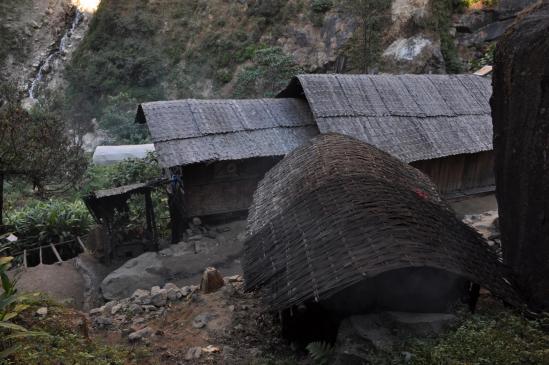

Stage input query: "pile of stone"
[{"left": 90, "top": 267, "right": 244, "bottom": 342}]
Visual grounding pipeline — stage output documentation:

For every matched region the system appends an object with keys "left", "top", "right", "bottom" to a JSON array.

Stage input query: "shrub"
[
  {"left": 4, "top": 200, "right": 92, "bottom": 244},
  {"left": 234, "top": 47, "right": 302, "bottom": 98},
  {"left": 82, "top": 153, "right": 162, "bottom": 194},
  {"left": 97, "top": 93, "right": 150, "bottom": 144},
  {"left": 409, "top": 310, "right": 549, "bottom": 365},
  {"left": 312, "top": 0, "right": 333, "bottom": 13}
]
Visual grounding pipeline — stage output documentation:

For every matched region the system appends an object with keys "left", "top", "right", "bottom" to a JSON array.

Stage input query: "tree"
[
  {"left": 0, "top": 86, "right": 87, "bottom": 229},
  {"left": 339, "top": 0, "right": 391, "bottom": 73},
  {"left": 491, "top": 1, "right": 549, "bottom": 311}
]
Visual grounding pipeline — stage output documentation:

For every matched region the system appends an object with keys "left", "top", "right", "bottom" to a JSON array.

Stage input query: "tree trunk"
[
  {"left": 491, "top": 1, "right": 549, "bottom": 311},
  {"left": 0, "top": 172, "right": 3, "bottom": 233}
]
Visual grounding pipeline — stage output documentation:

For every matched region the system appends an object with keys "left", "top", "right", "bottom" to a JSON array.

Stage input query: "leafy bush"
[
  {"left": 5, "top": 200, "right": 92, "bottom": 243},
  {"left": 469, "top": 43, "right": 496, "bottom": 71},
  {"left": 409, "top": 310, "right": 549, "bottom": 365},
  {"left": 83, "top": 153, "right": 169, "bottom": 237},
  {"left": 1, "top": 256, "right": 47, "bottom": 360},
  {"left": 97, "top": 93, "right": 150, "bottom": 144},
  {"left": 234, "top": 47, "right": 302, "bottom": 98},
  {"left": 312, "top": 0, "right": 333, "bottom": 13},
  {"left": 82, "top": 153, "right": 162, "bottom": 194}
]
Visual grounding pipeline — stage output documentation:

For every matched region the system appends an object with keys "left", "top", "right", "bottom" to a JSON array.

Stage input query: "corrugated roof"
[
  {"left": 136, "top": 98, "right": 317, "bottom": 168},
  {"left": 278, "top": 74, "right": 493, "bottom": 162}
]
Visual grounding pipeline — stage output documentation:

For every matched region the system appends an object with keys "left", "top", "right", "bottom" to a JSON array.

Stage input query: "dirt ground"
[
  {"left": 449, "top": 193, "right": 497, "bottom": 218},
  {"left": 90, "top": 279, "right": 300, "bottom": 364},
  {"left": 11, "top": 260, "right": 86, "bottom": 308}
]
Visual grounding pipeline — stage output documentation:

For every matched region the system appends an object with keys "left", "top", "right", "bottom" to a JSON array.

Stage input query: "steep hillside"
[
  {"left": 4, "top": 0, "right": 533, "bottom": 145},
  {"left": 63, "top": 0, "right": 458, "bottom": 143}
]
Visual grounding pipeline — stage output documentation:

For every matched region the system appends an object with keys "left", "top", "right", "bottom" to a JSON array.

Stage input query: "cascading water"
[{"left": 28, "top": 8, "right": 83, "bottom": 100}]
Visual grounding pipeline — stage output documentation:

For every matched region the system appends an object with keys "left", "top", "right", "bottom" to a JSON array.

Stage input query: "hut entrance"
[
  {"left": 279, "top": 267, "right": 473, "bottom": 346},
  {"left": 83, "top": 180, "right": 167, "bottom": 263}
]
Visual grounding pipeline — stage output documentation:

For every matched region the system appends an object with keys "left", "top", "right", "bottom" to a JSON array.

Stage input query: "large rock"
[
  {"left": 333, "top": 312, "right": 457, "bottom": 364},
  {"left": 101, "top": 236, "right": 243, "bottom": 300},
  {"left": 492, "top": 1, "right": 549, "bottom": 310},
  {"left": 382, "top": 35, "right": 445, "bottom": 73}
]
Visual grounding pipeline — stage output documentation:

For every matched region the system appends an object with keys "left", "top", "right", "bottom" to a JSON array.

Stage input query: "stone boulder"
[
  {"left": 333, "top": 312, "right": 457, "bottom": 364},
  {"left": 381, "top": 35, "right": 445, "bottom": 74},
  {"left": 101, "top": 237, "right": 243, "bottom": 300}
]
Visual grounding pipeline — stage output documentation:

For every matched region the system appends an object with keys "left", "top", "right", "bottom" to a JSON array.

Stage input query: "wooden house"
[
  {"left": 279, "top": 74, "right": 495, "bottom": 197},
  {"left": 135, "top": 98, "right": 317, "bottom": 221}
]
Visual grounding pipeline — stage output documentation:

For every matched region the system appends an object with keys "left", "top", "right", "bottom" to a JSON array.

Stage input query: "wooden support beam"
[
  {"left": 39, "top": 246, "right": 42, "bottom": 265},
  {"left": 76, "top": 236, "right": 89, "bottom": 254},
  {"left": 23, "top": 249, "right": 27, "bottom": 268},
  {"left": 50, "top": 243, "right": 63, "bottom": 265}
]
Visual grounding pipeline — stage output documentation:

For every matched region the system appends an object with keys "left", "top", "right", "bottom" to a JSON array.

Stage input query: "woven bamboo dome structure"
[{"left": 243, "top": 133, "right": 520, "bottom": 311}]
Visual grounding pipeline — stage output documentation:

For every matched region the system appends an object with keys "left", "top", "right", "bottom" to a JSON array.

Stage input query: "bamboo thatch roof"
[
  {"left": 244, "top": 134, "right": 520, "bottom": 311},
  {"left": 136, "top": 98, "right": 317, "bottom": 168},
  {"left": 278, "top": 74, "right": 492, "bottom": 162}
]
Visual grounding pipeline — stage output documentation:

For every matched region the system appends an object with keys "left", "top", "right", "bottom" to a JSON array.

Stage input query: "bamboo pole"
[{"left": 50, "top": 243, "right": 63, "bottom": 264}]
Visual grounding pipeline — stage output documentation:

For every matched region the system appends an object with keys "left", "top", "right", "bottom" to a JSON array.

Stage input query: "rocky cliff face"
[
  {"left": 0, "top": 0, "right": 92, "bottom": 106},
  {"left": 1, "top": 0, "right": 538, "bottom": 145}
]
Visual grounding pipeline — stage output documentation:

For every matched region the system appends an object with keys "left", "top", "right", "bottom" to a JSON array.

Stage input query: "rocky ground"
[
  {"left": 9, "top": 205, "right": 505, "bottom": 364},
  {"left": 87, "top": 271, "right": 300, "bottom": 364}
]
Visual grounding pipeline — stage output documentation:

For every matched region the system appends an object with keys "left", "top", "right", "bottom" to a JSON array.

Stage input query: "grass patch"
[{"left": 409, "top": 309, "right": 549, "bottom": 365}]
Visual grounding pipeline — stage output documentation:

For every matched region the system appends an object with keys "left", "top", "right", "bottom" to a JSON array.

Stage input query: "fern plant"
[
  {"left": 306, "top": 341, "right": 334, "bottom": 365},
  {"left": 0, "top": 256, "right": 47, "bottom": 359}
]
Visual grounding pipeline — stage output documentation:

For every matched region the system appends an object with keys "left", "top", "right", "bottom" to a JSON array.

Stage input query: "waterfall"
[{"left": 28, "top": 8, "right": 84, "bottom": 100}]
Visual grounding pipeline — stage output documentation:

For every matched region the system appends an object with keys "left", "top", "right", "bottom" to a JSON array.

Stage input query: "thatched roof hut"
[
  {"left": 244, "top": 134, "right": 519, "bottom": 312},
  {"left": 135, "top": 98, "right": 317, "bottom": 168},
  {"left": 279, "top": 74, "right": 494, "bottom": 196},
  {"left": 135, "top": 98, "right": 317, "bottom": 221}
]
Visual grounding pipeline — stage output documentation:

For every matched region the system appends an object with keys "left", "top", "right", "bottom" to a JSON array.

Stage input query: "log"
[{"left": 492, "top": 1, "right": 549, "bottom": 310}]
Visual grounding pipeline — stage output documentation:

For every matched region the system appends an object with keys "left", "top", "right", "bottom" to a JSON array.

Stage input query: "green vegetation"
[
  {"left": 83, "top": 153, "right": 170, "bottom": 237},
  {"left": 338, "top": 0, "right": 392, "bottom": 73},
  {"left": 63, "top": 0, "right": 311, "bottom": 141},
  {"left": 409, "top": 310, "right": 549, "bottom": 365},
  {"left": 0, "top": 85, "right": 87, "bottom": 228},
  {"left": 461, "top": 0, "right": 499, "bottom": 7},
  {"left": 0, "top": 275, "right": 136, "bottom": 365},
  {"left": 312, "top": 0, "right": 333, "bottom": 13},
  {"left": 65, "top": 0, "right": 164, "bottom": 134},
  {"left": 82, "top": 153, "right": 162, "bottom": 194},
  {"left": 429, "top": 0, "right": 463, "bottom": 73},
  {"left": 469, "top": 42, "right": 496, "bottom": 71},
  {"left": 234, "top": 47, "right": 302, "bottom": 98},
  {"left": 4, "top": 200, "right": 92, "bottom": 244},
  {"left": 0, "top": 256, "right": 47, "bottom": 360}
]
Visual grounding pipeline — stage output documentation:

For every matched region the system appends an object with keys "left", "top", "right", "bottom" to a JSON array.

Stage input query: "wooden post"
[
  {"left": 0, "top": 172, "right": 4, "bottom": 233},
  {"left": 50, "top": 243, "right": 63, "bottom": 265},
  {"left": 23, "top": 249, "right": 27, "bottom": 268},
  {"left": 39, "top": 246, "right": 43, "bottom": 265},
  {"left": 76, "top": 236, "right": 89, "bottom": 254},
  {"left": 144, "top": 190, "right": 158, "bottom": 252}
]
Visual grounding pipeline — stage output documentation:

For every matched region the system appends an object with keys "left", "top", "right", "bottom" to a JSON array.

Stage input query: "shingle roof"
[
  {"left": 278, "top": 74, "right": 493, "bottom": 162},
  {"left": 136, "top": 98, "right": 317, "bottom": 168}
]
